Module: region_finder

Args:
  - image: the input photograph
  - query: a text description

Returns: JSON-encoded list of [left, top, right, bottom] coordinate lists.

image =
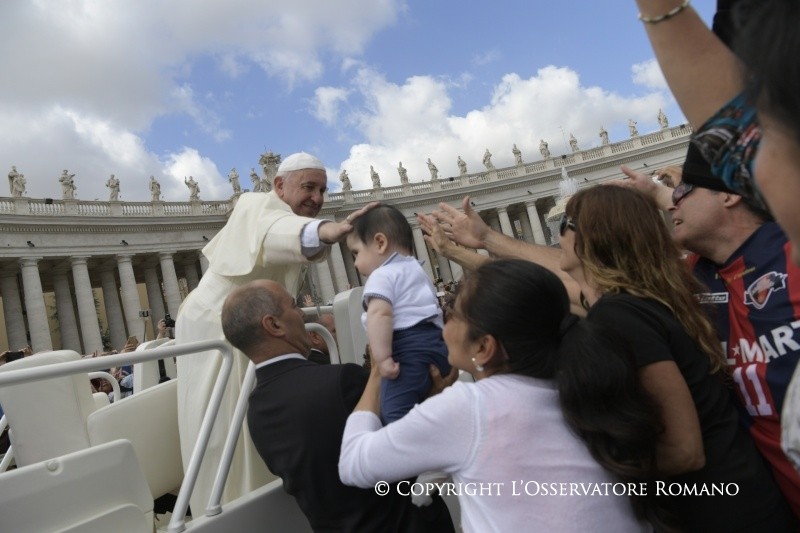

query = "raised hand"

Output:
[[432, 196, 489, 250]]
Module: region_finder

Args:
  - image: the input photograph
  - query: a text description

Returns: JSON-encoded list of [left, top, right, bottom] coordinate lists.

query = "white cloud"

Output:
[[0, 0, 402, 201], [333, 65, 670, 191], [632, 59, 668, 90], [163, 148, 227, 201], [311, 87, 350, 126], [473, 49, 501, 67]]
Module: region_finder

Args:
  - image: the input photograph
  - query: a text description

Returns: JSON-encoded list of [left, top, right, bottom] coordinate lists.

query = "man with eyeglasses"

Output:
[[621, 142, 800, 518]]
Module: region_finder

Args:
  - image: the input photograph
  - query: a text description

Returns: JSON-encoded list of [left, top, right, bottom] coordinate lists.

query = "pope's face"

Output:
[[275, 169, 327, 218]]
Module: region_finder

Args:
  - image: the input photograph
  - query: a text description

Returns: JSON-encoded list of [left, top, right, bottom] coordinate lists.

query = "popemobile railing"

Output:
[[0, 339, 233, 533]]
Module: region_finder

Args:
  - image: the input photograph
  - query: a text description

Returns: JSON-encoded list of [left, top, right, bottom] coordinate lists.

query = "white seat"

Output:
[[132, 338, 177, 393], [332, 287, 368, 366], [0, 439, 154, 533], [88, 379, 183, 499], [0, 350, 97, 467]]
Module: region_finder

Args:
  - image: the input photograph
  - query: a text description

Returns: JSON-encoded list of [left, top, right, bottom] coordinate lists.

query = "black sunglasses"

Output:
[[672, 182, 695, 206], [559, 214, 576, 236]]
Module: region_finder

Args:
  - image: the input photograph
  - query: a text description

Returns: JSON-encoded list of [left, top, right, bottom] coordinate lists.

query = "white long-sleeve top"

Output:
[[339, 374, 650, 532]]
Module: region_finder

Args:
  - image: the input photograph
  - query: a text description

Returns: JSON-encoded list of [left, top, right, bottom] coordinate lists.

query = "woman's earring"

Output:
[[471, 357, 484, 372]]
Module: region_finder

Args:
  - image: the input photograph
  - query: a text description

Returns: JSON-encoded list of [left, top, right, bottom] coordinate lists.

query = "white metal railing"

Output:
[[0, 339, 234, 533]]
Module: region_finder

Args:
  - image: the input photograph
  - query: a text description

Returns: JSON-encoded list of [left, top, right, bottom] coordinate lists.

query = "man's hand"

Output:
[[318, 201, 380, 244], [428, 364, 458, 398], [432, 196, 489, 250]]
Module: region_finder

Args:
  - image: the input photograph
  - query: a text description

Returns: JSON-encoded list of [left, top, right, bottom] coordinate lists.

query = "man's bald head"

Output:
[[221, 280, 284, 356]]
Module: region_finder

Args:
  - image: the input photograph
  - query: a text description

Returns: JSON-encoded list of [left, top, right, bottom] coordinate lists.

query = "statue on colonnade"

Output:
[[457, 156, 467, 176], [339, 169, 352, 191], [539, 139, 550, 159], [370, 166, 381, 189], [105, 174, 120, 201], [426, 158, 438, 180], [397, 161, 409, 184], [512, 144, 523, 166], [657, 109, 669, 129], [599, 126, 609, 145], [185, 176, 200, 201], [628, 119, 639, 137], [482, 149, 494, 170], [569, 133, 579, 153], [149, 176, 161, 202], [59, 169, 76, 199], [228, 168, 242, 194]]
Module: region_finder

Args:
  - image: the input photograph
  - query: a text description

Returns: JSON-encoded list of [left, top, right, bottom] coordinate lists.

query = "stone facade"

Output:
[[0, 124, 693, 351]]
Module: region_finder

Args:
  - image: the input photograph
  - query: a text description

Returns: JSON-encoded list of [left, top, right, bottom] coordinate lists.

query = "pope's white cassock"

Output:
[[175, 190, 328, 513]]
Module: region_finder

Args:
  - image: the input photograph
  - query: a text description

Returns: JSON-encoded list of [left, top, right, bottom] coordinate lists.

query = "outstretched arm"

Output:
[[318, 201, 381, 244], [435, 197, 584, 314], [416, 213, 489, 273], [634, 0, 742, 127]]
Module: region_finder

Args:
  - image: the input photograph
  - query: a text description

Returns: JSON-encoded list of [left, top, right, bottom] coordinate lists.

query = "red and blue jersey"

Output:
[[690, 222, 800, 517]]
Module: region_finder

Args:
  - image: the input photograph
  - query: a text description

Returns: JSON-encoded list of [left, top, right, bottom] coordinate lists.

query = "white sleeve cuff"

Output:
[[301, 220, 326, 258]]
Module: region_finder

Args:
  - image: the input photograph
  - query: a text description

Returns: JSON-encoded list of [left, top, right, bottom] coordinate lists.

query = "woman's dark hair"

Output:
[[735, 0, 800, 143], [350, 204, 414, 254], [458, 260, 668, 527]]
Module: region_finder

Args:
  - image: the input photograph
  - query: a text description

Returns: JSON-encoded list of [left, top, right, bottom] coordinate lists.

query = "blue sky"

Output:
[[0, 0, 715, 203]]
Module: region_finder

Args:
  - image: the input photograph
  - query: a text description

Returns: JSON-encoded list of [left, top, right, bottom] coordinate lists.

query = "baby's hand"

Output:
[[378, 358, 400, 380]]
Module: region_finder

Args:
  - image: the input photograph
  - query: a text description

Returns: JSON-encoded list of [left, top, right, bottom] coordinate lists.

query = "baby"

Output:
[[346, 204, 451, 423]]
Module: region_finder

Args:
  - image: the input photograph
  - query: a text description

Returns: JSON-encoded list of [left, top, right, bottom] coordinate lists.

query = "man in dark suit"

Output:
[[221, 279, 455, 532]]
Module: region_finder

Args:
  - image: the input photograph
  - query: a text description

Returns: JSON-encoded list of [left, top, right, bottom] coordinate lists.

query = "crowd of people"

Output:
[[3, 0, 800, 530]]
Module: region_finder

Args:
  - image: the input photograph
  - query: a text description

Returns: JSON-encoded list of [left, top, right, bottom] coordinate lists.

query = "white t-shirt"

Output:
[[361, 253, 442, 331]]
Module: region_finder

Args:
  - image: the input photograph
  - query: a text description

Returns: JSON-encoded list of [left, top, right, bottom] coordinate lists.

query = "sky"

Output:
[[0, 0, 716, 203]]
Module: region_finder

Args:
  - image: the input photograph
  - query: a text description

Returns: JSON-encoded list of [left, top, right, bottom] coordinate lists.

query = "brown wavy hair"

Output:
[[566, 186, 726, 373]]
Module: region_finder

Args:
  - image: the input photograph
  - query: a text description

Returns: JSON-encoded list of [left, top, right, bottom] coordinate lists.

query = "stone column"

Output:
[[449, 260, 464, 283], [486, 213, 502, 234], [339, 244, 361, 287], [183, 259, 200, 292], [411, 226, 435, 279], [525, 201, 547, 245], [71, 257, 104, 354], [99, 269, 127, 351], [199, 254, 210, 274], [144, 265, 167, 334], [117, 255, 144, 340], [52, 271, 82, 353], [311, 261, 336, 305], [328, 242, 350, 293], [516, 207, 535, 244], [19, 258, 52, 353], [435, 253, 454, 283], [497, 206, 514, 237], [0, 272, 28, 351], [159, 252, 182, 316]]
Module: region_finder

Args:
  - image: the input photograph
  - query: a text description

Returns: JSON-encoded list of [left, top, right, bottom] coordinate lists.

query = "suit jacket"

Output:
[[247, 358, 453, 533], [307, 348, 330, 365]]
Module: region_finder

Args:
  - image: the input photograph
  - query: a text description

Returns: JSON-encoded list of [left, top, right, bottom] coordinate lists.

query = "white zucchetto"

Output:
[[277, 152, 326, 173]]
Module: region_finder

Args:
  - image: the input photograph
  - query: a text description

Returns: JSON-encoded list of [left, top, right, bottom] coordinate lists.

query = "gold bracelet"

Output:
[[638, 0, 690, 24]]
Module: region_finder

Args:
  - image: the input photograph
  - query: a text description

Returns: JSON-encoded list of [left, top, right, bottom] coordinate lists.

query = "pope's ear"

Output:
[[273, 175, 285, 192]]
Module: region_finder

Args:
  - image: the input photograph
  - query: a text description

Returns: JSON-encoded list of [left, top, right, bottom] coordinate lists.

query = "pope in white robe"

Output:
[[175, 153, 371, 513]]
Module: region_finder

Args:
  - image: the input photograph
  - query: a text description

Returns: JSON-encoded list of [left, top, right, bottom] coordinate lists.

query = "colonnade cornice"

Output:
[[0, 221, 225, 234]]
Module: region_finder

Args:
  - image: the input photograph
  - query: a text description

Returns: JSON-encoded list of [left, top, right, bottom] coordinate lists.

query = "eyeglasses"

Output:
[[559, 214, 577, 236], [671, 182, 695, 206]]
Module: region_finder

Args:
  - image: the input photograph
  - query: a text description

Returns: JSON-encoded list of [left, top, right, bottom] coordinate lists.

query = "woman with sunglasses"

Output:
[[340, 259, 662, 531], [429, 187, 792, 530]]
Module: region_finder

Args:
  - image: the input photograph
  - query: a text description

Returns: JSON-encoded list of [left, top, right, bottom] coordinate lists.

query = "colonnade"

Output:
[[0, 252, 204, 354]]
